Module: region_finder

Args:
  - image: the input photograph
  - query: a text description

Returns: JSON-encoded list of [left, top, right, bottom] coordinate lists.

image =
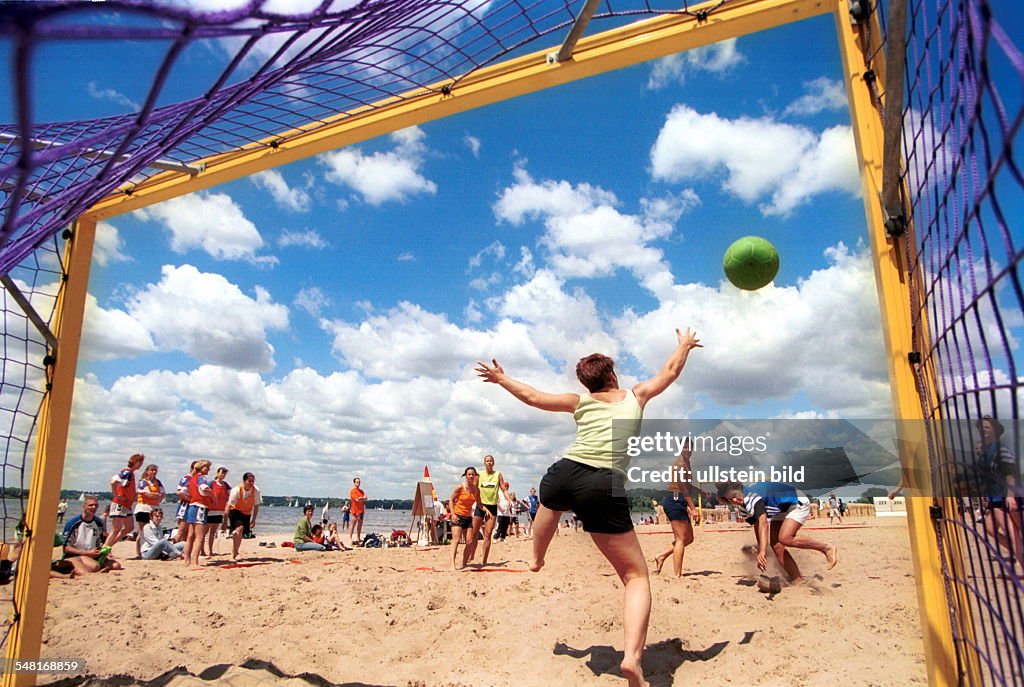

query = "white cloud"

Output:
[[320, 126, 437, 205], [464, 134, 481, 158], [468, 240, 505, 269], [294, 286, 331, 317], [469, 272, 502, 291], [252, 170, 312, 212], [94, 222, 130, 267], [647, 39, 743, 90], [278, 229, 327, 249], [613, 242, 891, 417], [397, 252, 416, 262], [784, 77, 848, 116], [125, 265, 289, 371], [320, 302, 547, 382], [494, 165, 679, 297], [650, 105, 860, 216], [135, 192, 274, 264], [86, 81, 140, 111], [81, 294, 156, 361]]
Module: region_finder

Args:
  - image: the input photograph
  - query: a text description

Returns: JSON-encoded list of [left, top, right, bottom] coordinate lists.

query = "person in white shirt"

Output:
[[140, 509, 185, 560]]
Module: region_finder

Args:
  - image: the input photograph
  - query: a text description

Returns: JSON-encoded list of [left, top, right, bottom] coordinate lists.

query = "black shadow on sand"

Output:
[[554, 638, 729, 687]]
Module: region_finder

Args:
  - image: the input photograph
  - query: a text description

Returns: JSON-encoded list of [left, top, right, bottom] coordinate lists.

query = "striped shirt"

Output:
[[735, 482, 800, 524]]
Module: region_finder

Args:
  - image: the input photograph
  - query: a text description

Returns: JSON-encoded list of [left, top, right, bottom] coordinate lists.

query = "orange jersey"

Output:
[[452, 485, 477, 518], [349, 487, 366, 514]]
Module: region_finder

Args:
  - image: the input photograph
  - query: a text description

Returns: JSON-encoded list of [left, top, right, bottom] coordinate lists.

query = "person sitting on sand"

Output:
[[63, 495, 122, 573], [717, 481, 838, 584], [139, 508, 185, 560], [324, 522, 350, 551], [295, 504, 326, 551], [475, 326, 702, 687], [449, 467, 481, 571]]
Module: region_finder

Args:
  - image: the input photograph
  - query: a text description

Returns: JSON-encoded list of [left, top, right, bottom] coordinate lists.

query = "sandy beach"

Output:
[[38, 517, 925, 687]]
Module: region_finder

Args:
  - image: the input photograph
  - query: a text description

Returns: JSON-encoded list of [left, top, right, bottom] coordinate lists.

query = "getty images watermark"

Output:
[[623, 429, 807, 486]]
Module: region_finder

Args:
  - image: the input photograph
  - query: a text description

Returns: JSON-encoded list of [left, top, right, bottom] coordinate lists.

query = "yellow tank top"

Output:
[[564, 390, 643, 476], [479, 470, 502, 506]]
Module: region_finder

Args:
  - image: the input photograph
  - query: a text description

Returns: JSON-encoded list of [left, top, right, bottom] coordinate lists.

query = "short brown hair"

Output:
[[576, 354, 616, 393]]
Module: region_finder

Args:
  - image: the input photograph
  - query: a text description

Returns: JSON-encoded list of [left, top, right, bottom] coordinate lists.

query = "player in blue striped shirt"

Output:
[[718, 481, 838, 583]]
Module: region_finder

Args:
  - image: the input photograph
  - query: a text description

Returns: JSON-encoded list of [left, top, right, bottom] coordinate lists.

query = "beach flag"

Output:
[[424, 465, 438, 499]]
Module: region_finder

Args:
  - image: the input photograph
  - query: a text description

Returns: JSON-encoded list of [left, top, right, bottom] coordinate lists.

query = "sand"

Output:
[[37, 517, 926, 687]]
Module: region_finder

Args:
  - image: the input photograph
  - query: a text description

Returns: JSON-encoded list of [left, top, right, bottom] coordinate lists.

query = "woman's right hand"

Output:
[[676, 327, 702, 350]]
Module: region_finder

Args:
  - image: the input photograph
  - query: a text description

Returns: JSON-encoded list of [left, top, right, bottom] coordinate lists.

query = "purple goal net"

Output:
[[893, 0, 1024, 683]]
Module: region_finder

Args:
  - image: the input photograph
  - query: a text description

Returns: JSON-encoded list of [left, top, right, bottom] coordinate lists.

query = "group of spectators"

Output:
[[41, 454, 266, 578]]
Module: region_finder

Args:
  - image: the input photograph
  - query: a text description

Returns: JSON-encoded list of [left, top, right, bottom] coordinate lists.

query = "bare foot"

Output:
[[620, 657, 645, 687], [826, 545, 839, 570], [652, 555, 668, 575], [528, 558, 544, 572]]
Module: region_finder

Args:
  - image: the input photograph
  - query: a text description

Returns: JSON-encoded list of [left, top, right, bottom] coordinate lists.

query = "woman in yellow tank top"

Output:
[[476, 326, 701, 687], [469, 454, 511, 567], [449, 467, 481, 571]]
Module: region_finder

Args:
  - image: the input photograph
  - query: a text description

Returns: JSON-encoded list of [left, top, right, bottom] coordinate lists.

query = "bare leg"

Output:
[[530, 506, 562, 572], [1008, 510, 1024, 567], [652, 545, 672, 575], [774, 519, 837, 577], [205, 525, 216, 556], [187, 523, 207, 567], [231, 527, 242, 560], [987, 509, 1023, 567], [589, 530, 650, 687], [173, 519, 189, 544], [450, 525, 464, 571], [669, 520, 694, 578], [134, 519, 145, 558], [769, 522, 804, 582], [480, 513, 497, 565], [103, 518, 130, 548]]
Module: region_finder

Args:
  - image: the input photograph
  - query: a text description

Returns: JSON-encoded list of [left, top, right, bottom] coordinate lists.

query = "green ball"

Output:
[[723, 236, 780, 290]]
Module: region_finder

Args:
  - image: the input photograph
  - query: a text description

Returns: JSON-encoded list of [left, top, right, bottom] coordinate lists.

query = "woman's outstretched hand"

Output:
[[676, 327, 702, 350], [475, 358, 506, 384]]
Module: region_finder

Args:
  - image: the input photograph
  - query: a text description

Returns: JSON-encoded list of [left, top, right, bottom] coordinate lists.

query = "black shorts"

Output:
[[662, 494, 692, 522], [539, 458, 633, 534], [206, 514, 223, 525], [987, 498, 1024, 511], [453, 515, 473, 529], [528, 512, 537, 521], [134, 511, 151, 524], [228, 510, 251, 534], [474, 503, 498, 518]]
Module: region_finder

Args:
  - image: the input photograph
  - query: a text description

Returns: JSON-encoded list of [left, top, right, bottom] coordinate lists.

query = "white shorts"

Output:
[[773, 504, 811, 525], [109, 502, 133, 518]]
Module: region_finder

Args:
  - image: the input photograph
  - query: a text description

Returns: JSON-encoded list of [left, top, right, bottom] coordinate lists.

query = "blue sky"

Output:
[[8, 4, 992, 499]]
